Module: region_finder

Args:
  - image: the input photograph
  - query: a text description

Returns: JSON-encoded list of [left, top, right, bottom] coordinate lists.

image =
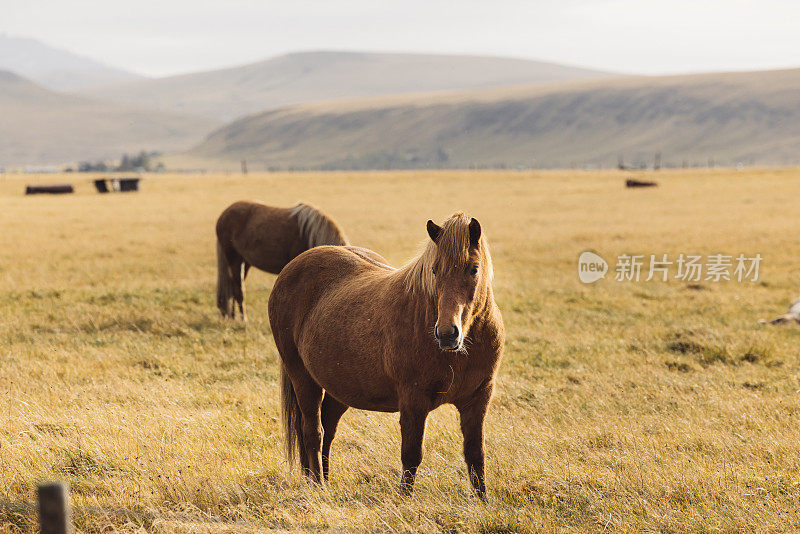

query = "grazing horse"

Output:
[[268, 212, 504, 499], [216, 201, 349, 320]]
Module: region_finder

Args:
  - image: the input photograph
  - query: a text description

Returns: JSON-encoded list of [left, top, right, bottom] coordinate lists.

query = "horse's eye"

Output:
[[432, 267, 437, 276], [470, 265, 479, 276]]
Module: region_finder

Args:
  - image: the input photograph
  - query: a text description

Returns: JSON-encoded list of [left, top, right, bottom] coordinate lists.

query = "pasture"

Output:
[[2, 169, 800, 532]]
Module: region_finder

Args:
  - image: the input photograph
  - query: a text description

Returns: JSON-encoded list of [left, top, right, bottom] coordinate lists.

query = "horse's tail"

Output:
[[281, 366, 305, 466], [216, 240, 233, 317]]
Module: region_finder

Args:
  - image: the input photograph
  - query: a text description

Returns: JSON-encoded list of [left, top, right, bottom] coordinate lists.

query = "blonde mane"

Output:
[[290, 203, 349, 248], [402, 212, 494, 296]]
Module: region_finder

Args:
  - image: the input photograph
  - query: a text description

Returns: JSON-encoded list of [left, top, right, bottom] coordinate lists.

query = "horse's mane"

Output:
[[290, 203, 349, 248], [402, 212, 493, 296]]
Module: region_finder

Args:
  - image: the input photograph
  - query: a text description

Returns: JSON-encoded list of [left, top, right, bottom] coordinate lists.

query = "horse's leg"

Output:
[[225, 253, 245, 321], [320, 392, 348, 482], [236, 261, 248, 321], [398, 399, 429, 495], [290, 370, 325, 484], [216, 241, 235, 318], [456, 381, 494, 502]]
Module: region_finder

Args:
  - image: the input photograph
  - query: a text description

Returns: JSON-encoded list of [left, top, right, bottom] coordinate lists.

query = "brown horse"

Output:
[[216, 201, 349, 320], [268, 212, 504, 499]]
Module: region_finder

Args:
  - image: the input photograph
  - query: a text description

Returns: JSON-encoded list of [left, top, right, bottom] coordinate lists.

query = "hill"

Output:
[[177, 68, 800, 170], [79, 51, 613, 121], [0, 71, 219, 166], [0, 35, 144, 91]]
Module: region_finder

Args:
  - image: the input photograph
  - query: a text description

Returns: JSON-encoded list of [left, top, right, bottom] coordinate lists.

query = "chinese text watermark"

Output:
[[579, 252, 762, 284]]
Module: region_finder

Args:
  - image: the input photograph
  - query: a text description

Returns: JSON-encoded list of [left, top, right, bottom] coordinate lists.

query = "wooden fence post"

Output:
[[38, 482, 72, 534]]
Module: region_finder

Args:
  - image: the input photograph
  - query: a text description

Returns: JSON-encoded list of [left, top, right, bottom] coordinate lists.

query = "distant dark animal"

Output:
[[626, 179, 658, 188], [215, 201, 349, 320], [268, 212, 505, 500], [93, 179, 110, 193], [760, 298, 800, 324], [94, 178, 139, 193], [114, 178, 140, 192], [25, 184, 73, 195]]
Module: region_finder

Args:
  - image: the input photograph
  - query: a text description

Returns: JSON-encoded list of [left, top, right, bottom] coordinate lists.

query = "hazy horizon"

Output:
[[3, 0, 800, 78]]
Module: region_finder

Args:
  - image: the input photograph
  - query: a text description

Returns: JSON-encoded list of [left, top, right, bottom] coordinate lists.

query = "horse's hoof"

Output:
[[398, 484, 414, 497]]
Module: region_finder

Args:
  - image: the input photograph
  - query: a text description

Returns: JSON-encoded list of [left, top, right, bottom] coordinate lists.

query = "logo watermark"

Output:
[[578, 251, 609, 283], [578, 252, 762, 284]]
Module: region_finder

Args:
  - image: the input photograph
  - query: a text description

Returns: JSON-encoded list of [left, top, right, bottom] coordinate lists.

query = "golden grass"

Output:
[[2, 168, 800, 532]]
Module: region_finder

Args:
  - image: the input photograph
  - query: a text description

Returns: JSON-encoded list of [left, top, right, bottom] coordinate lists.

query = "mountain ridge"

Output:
[[0, 71, 218, 166], [0, 35, 144, 91], [176, 67, 800, 170], [79, 51, 615, 120]]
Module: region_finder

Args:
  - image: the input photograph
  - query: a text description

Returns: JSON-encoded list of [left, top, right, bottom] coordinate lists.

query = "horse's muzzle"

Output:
[[438, 339, 462, 351], [435, 324, 461, 351]]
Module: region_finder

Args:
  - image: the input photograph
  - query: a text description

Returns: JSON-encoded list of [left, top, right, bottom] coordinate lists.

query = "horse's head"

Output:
[[425, 213, 492, 352]]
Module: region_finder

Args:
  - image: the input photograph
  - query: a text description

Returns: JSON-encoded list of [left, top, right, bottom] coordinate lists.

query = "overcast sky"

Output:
[[3, 0, 799, 77]]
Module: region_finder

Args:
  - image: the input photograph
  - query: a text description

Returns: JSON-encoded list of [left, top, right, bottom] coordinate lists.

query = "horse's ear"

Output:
[[427, 220, 441, 243], [469, 218, 481, 248]]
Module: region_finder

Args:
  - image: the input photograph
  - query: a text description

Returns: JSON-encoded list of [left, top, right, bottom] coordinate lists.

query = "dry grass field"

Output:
[[2, 168, 800, 533]]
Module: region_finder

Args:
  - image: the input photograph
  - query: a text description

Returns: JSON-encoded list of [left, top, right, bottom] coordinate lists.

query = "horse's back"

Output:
[[341, 246, 393, 270], [217, 200, 287, 236], [217, 201, 303, 273], [216, 201, 253, 237], [217, 201, 270, 243], [270, 245, 392, 316]]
